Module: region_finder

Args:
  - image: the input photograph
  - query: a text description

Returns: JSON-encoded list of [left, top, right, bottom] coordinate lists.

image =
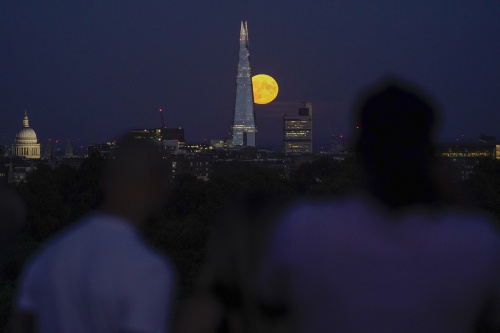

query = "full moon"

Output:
[[252, 74, 279, 104]]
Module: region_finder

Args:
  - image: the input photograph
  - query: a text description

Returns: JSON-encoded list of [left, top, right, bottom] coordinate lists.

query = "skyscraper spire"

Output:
[[232, 21, 257, 147], [239, 21, 249, 48], [244, 21, 249, 47], [240, 21, 245, 40]]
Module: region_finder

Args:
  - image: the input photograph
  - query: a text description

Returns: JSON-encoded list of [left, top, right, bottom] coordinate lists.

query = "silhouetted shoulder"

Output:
[[269, 195, 500, 266]]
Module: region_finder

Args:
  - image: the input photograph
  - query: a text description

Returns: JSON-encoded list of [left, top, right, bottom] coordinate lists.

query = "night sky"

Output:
[[1, 1, 499, 151]]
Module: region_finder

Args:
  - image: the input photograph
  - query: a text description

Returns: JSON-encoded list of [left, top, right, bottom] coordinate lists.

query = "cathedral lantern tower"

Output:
[[232, 21, 257, 147]]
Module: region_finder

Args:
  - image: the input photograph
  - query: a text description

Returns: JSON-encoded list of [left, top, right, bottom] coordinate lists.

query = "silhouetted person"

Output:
[[0, 185, 26, 278], [258, 79, 500, 333], [12, 138, 175, 333]]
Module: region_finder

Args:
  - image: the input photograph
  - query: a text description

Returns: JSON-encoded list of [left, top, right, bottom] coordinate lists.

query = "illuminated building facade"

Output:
[[232, 21, 256, 147], [128, 128, 162, 142], [12, 111, 41, 159], [128, 128, 185, 144], [436, 135, 500, 181], [437, 143, 500, 160], [283, 102, 313, 155]]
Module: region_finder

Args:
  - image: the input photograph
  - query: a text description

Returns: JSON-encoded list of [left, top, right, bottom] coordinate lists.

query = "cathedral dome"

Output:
[[16, 127, 37, 141], [12, 111, 41, 159]]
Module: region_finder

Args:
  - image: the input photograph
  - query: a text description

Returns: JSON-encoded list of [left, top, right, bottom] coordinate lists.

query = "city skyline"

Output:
[[1, 1, 500, 150]]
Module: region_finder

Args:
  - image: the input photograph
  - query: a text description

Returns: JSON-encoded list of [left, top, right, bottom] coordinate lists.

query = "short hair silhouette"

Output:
[[103, 137, 166, 185], [353, 78, 441, 208]]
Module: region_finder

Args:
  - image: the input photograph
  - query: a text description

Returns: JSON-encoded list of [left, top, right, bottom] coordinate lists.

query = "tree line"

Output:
[[1, 154, 499, 332]]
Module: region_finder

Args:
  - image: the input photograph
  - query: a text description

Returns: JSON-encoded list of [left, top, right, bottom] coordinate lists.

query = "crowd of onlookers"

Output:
[[3, 78, 500, 333]]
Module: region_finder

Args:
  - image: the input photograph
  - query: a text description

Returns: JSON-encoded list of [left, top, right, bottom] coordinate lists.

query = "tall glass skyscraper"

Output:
[[232, 21, 256, 147]]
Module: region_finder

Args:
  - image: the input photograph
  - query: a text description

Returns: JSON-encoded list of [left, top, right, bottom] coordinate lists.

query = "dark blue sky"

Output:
[[1, 1, 499, 151]]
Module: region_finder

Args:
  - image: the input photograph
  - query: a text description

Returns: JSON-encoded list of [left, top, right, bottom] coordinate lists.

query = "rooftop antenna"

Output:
[[158, 108, 166, 154]]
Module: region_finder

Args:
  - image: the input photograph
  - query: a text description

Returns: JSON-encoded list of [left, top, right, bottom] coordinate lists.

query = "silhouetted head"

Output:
[[353, 78, 441, 207], [102, 137, 168, 226]]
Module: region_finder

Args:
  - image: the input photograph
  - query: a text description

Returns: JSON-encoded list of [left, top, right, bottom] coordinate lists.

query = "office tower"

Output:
[[283, 102, 313, 155], [65, 139, 73, 158], [163, 128, 185, 142], [44, 140, 52, 159], [128, 128, 163, 142], [128, 127, 185, 151], [232, 21, 257, 147]]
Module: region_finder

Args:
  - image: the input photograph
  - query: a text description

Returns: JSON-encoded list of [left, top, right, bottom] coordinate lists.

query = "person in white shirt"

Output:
[[12, 138, 175, 333]]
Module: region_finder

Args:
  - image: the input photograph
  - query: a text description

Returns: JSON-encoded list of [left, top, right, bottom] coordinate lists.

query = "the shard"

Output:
[[232, 21, 256, 147]]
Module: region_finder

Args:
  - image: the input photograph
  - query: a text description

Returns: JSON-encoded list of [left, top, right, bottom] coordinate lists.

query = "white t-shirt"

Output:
[[258, 196, 500, 333], [16, 213, 174, 333]]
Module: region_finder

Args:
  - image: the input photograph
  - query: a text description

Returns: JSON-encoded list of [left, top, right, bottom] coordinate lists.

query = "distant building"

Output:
[[8, 163, 35, 185], [436, 136, 500, 181], [283, 102, 313, 155], [479, 133, 496, 143], [232, 21, 257, 147], [162, 140, 179, 153], [60, 156, 86, 169], [165, 155, 214, 181], [211, 139, 233, 150], [0, 146, 6, 184], [65, 139, 73, 158], [128, 127, 185, 148], [437, 142, 499, 160], [44, 140, 52, 159], [164, 128, 185, 142], [12, 111, 41, 159], [87, 142, 115, 158], [328, 135, 345, 154], [182, 143, 213, 154], [128, 128, 162, 142]]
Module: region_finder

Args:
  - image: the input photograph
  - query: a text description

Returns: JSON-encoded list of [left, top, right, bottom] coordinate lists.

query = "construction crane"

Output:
[[159, 108, 166, 130], [158, 108, 166, 153]]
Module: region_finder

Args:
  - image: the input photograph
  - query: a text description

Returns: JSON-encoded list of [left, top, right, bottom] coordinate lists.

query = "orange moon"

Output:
[[252, 74, 278, 104]]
